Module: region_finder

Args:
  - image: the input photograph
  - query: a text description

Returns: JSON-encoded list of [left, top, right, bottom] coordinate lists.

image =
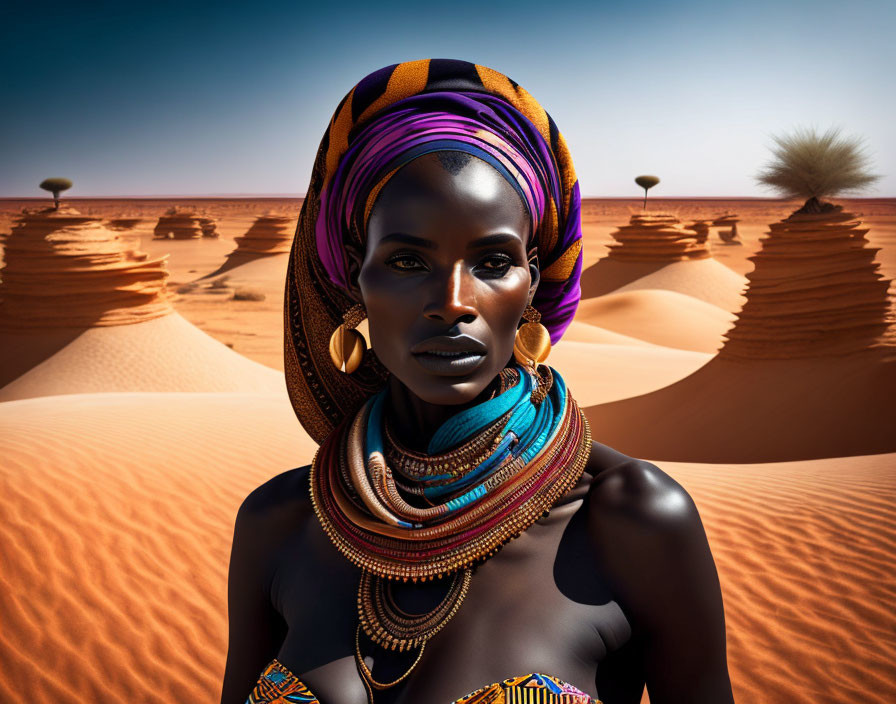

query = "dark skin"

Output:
[[221, 154, 735, 704]]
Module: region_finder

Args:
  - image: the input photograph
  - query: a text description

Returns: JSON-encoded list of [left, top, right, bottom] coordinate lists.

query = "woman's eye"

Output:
[[478, 254, 513, 275], [386, 254, 426, 271]]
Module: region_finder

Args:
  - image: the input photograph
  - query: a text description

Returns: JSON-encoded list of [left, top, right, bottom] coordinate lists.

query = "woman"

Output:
[[222, 59, 734, 704]]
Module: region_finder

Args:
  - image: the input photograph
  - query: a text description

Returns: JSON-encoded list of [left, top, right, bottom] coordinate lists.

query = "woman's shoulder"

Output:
[[584, 440, 697, 528], [583, 441, 712, 611], [235, 465, 314, 537]]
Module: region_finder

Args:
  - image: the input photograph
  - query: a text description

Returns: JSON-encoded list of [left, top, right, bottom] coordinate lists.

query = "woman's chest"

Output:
[[270, 500, 632, 703]]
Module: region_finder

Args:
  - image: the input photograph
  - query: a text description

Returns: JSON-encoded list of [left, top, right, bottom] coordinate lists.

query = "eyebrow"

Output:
[[377, 232, 521, 250]]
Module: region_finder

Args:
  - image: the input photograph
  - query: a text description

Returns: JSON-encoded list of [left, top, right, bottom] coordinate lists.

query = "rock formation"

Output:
[[197, 213, 296, 282], [153, 207, 204, 239], [106, 218, 143, 232], [198, 217, 218, 238], [579, 212, 748, 313], [0, 207, 283, 399], [685, 219, 711, 245], [582, 204, 896, 462], [0, 206, 171, 329], [605, 212, 712, 262], [720, 205, 893, 360], [232, 214, 294, 255], [713, 213, 741, 244]]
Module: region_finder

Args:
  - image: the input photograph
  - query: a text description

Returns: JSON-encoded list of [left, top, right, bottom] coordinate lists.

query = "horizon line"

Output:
[[3, 194, 894, 201]]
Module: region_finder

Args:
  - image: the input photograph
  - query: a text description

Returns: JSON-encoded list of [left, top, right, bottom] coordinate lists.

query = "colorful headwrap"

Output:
[[286, 59, 584, 444]]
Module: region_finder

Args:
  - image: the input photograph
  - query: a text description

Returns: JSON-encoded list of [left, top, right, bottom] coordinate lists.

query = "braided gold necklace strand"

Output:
[[355, 567, 472, 691], [310, 365, 591, 691], [355, 624, 426, 691], [359, 567, 473, 650], [312, 391, 591, 581]]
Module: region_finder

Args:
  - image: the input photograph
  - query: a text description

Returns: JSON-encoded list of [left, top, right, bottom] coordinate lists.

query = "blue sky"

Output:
[[1, 0, 893, 197]]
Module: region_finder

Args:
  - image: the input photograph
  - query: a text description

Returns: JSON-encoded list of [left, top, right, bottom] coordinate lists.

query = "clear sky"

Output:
[[2, 0, 893, 197]]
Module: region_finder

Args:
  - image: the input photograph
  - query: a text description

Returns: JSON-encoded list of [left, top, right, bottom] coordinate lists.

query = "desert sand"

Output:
[[1, 206, 172, 327], [1, 394, 892, 704], [579, 210, 749, 314], [574, 289, 736, 353], [584, 203, 896, 462], [200, 212, 295, 281], [0, 314, 284, 401], [1, 196, 894, 704], [0, 392, 316, 703], [0, 206, 283, 399]]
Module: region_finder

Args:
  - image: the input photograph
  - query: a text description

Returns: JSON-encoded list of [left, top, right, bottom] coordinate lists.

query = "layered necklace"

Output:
[[309, 363, 591, 694]]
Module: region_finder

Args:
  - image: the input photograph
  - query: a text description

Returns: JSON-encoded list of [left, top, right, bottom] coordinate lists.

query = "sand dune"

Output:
[[560, 320, 658, 347], [584, 205, 896, 463], [1, 393, 892, 704], [0, 313, 284, 401], [580, 257, 748, 314], [0, 206, 171, 328], [550, 339, 711, 405], [139, 235, 235, 284], [0, 208, 283, 398], [0, 391, 316, 704], [105, 217, 144, 232], [604, 212, 712, 262], [578, 212, 748, 313], [660, 452, 896, 704], [585, 352, 896, 462], [574, 289, 737, 353], [711, 213, 742, 245], [582, 258, 747, 313], [200, 214, 295, 281], [721, 206, 895, 359], [197, 251, 290, 294], [231, 214, 295, 255], [171, 252, 290, 373]]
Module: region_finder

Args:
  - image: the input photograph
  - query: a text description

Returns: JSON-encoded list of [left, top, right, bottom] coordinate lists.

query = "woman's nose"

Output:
[[423, 260, 477, 325]]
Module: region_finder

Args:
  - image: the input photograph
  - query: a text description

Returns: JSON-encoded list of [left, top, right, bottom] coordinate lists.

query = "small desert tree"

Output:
[[39, 178, 73, 210], [755, 127, 880, 214], [635, 175, 660, 210]]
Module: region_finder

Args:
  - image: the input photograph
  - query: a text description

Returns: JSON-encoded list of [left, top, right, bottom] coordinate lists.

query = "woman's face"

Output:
[[357, 152, 537, 406]]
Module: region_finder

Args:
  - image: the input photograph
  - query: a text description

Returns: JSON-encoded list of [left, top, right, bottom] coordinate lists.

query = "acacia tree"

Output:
[[635, 175, 660, 210], [756, 127, 880, 214], [39, 178, 73, 210]]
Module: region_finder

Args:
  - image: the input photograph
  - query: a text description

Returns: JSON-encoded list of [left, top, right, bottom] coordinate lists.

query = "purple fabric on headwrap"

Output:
[[314, 90, 580, 344]]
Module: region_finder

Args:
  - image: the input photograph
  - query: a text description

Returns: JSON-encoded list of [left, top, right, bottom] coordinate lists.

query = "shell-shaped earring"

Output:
[[329, 303, 367, 374], [513, 304, 551, 369]]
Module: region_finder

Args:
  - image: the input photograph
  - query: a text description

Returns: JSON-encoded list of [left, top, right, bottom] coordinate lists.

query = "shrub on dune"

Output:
[[755, 127, 880, 214]]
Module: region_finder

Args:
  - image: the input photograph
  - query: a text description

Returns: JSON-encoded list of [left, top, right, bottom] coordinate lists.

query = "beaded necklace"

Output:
[[309, 363, 591, 693]]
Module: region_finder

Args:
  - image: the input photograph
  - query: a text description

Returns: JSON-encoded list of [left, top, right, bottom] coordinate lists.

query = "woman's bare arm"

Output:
[[588, 460, 734, 704], [219, 478, 292, 704]]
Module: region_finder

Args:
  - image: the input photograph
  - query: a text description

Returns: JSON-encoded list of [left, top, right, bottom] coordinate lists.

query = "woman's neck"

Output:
[[384, 374, 502, 453]]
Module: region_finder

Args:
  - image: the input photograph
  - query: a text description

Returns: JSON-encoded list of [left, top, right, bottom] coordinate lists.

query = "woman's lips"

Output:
[[412, 349, 486, 375]]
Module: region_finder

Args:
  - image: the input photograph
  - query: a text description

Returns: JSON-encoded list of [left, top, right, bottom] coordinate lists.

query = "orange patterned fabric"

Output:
[[245, 659, 600, 703], [245, 659, 319, 703]]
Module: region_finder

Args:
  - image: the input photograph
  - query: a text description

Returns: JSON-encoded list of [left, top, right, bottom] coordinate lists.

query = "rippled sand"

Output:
[[1, 197, 894, 703]]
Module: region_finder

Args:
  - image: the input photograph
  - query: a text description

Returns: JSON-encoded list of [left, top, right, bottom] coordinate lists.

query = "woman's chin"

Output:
[[390, 365, 496, 407]]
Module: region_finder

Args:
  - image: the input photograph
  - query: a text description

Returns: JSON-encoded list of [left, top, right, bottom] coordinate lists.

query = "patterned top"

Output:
[[246, 659, 600, 704]]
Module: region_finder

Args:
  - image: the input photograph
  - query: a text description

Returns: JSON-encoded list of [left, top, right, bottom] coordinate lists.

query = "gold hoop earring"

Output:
[[513, 304, 551, 369], [329, 303, 367, 373]]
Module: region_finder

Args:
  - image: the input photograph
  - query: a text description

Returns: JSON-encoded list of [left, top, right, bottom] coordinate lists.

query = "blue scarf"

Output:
[[364, 364, 567, 508]]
